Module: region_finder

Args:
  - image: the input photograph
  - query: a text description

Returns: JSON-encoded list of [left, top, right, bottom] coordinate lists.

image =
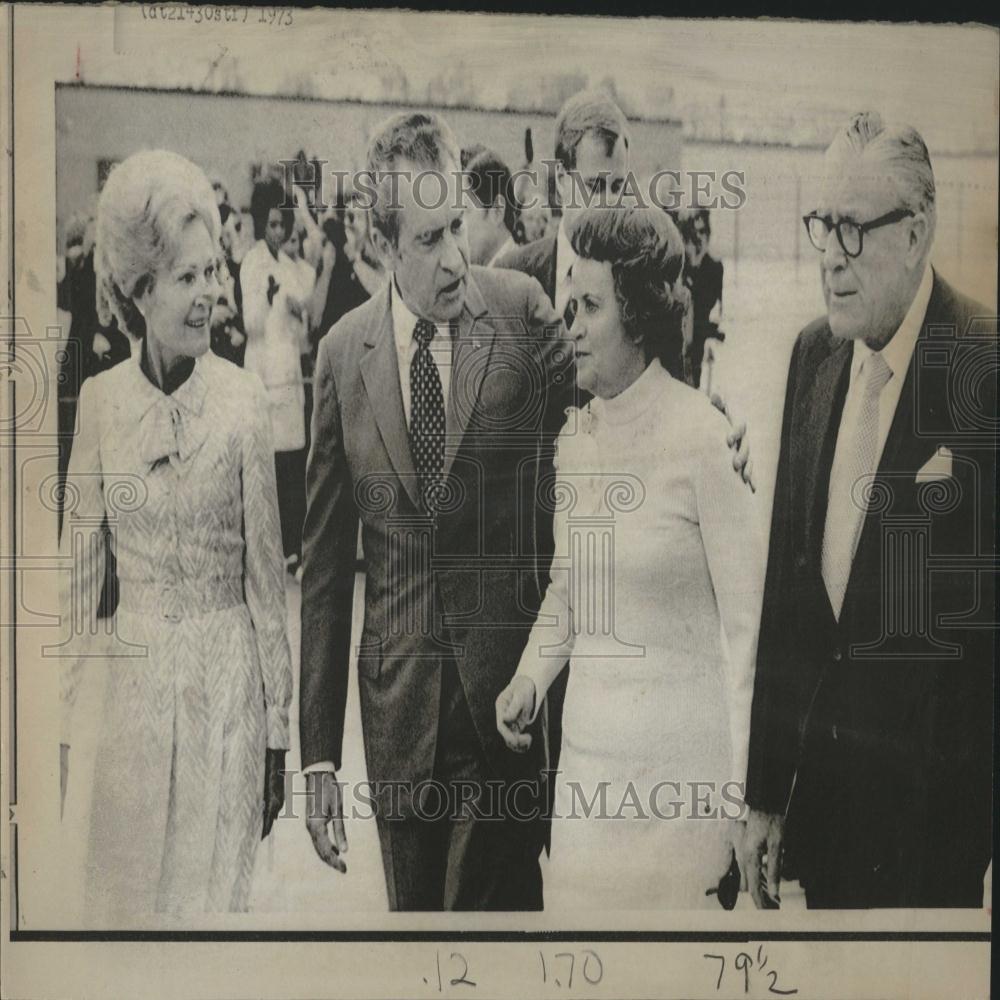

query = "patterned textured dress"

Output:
[[60, 349, 292, 922]]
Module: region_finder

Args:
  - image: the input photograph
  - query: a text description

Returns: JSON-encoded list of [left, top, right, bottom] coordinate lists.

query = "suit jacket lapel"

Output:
[[798, 330, 853, 565], [844, 275, 948, 605], [444, 275, 496, 477], [359, 290, 422, 510], [870, 271, 948, 481]]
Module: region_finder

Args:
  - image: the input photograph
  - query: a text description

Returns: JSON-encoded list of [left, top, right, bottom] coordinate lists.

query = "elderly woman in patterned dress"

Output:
[[59, 150, 293, 922]]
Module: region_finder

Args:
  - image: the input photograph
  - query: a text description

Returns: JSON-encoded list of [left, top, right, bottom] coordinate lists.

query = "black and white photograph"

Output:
[[2, 5, 996, 998]]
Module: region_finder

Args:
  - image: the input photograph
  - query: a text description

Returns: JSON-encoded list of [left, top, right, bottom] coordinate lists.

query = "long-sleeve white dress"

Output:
[[516, 360, 763, 910], [59, 350, 292, 923]]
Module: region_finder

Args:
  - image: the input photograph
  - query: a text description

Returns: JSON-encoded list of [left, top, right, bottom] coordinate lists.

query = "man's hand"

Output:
[[495, 675, 536, 752], [60, 743, 69, 818], [711, 393, 755, 492], [262, 748, 287, 839], [738, 808, 784, 907], [304, 770, 348, 873]]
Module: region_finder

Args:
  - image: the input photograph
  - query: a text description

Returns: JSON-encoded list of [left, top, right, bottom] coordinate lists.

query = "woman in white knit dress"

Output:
[[497, 206, 763, 911], [59, 150, 292, 923]]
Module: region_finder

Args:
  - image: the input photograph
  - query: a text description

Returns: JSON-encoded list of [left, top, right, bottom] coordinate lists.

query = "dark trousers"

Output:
[[274, 449, 306, 561], [375, 663, 543, 911], [791, 727, 987, 909]]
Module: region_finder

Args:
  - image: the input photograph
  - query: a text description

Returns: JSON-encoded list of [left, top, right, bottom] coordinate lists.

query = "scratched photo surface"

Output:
[[2, 5, 996, 998]]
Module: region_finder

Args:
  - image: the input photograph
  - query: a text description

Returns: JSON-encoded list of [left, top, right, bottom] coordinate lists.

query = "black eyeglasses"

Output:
[[803, 208, 914, 258]]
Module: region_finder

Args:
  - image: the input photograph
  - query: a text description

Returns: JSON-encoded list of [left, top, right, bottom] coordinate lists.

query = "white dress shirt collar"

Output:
[[389, 277, 453, 427], [556, 219, 576, 270], [390, 277, 422, 355], [850, 264, 933, 385], [555, 219, 578, 314], [488, 235, 518, 268], [839, 263, 933, 465]]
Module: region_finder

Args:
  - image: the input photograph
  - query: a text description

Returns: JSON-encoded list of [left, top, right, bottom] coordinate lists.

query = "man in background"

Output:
[[496, 89, 630, 317], [463, 146, 519, 266]]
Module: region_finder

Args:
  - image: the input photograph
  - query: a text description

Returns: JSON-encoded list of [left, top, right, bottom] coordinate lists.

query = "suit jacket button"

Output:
[[832, 648, 843, 663], [795, 554, 807, 569]]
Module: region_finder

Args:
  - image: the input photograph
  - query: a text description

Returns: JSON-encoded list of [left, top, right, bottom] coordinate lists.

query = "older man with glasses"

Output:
[[739, 111, 995, 909]]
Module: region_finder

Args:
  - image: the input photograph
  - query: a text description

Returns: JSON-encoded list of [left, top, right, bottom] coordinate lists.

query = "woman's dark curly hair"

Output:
[[568, 206, 690, 378], [249, 177, 294, 243]]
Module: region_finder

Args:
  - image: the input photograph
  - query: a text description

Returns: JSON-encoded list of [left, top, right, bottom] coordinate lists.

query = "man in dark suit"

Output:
[[300, 111, 569, 910], [463, 146, 519, 266], [741, 112, 995, 909], [495, 89, 630, 316], [677, 208, 726, 391]]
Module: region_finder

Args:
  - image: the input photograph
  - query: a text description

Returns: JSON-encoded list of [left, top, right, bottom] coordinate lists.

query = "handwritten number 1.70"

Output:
[[539, 950, 604, 988]]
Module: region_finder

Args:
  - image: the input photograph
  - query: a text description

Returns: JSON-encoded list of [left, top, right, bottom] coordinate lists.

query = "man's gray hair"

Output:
[[830, 111, 937, 230], [365, 111, 461, 245]]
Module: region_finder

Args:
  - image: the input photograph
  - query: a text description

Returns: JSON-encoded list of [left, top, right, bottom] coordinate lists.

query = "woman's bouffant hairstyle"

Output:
[[95, 149, 221, 340], [568, 206, 689, 377], [250, 177, 294, 243]]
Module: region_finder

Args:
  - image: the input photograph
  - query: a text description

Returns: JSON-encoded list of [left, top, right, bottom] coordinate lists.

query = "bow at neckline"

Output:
[[131, 351, 210, 470]]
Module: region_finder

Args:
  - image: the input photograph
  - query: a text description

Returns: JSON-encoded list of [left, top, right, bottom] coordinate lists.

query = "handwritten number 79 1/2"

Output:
[[704, 950, 798, 995]]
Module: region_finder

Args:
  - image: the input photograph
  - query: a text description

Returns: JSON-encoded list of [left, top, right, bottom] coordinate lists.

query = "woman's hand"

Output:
[[495, 676, 536, 752], [262, 748, 287, 839]]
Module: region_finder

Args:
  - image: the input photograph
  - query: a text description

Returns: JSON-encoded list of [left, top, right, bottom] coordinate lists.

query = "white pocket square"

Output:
[[915, 446, 953, 482]]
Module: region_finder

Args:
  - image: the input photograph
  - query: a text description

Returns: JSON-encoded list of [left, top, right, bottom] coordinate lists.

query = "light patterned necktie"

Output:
[[821, 350, 893, 619], [409, 318, 446, 513]]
